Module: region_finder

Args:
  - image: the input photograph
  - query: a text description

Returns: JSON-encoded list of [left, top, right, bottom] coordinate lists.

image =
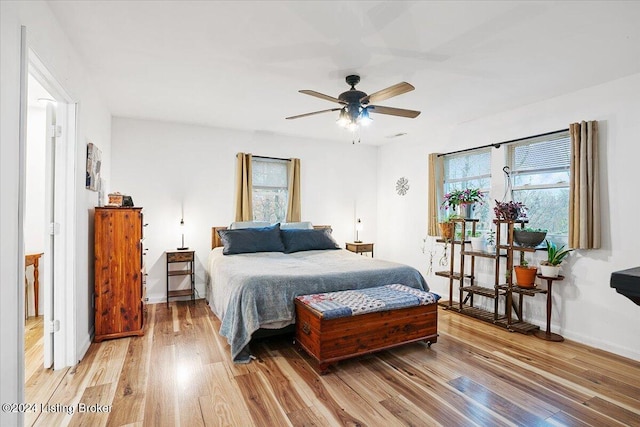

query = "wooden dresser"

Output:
[[94, 207, 145, 342]]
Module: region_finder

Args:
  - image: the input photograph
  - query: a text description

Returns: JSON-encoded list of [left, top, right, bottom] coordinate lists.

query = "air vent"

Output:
[[386, 132, 407, 139]]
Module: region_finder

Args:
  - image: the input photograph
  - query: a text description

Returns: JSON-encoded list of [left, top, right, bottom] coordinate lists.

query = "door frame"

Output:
[[22, 46, 78, 370]]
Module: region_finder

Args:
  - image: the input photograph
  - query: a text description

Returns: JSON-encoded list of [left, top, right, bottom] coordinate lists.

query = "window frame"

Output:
[[442, 148, 492, 230], [251, 157, 290, 223], [506, 129, 571, 239]]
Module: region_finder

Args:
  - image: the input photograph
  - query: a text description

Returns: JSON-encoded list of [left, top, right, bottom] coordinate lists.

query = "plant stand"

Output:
[[534, 274, 565, 342]]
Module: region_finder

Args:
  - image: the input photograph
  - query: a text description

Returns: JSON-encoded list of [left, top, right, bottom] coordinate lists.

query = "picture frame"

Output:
[[86, 142, 102, 191]]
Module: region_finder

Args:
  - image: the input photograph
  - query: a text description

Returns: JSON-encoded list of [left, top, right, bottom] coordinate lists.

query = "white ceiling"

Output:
[[47, 1, 640, 145]]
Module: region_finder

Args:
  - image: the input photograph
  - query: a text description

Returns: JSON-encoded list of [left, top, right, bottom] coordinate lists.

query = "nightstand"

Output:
[[345, 242, 374, 258], [166, 250, 195, 306]]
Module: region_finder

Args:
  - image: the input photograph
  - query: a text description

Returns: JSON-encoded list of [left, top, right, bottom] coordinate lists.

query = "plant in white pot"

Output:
[[469, 231, 485, 252], [540, 239, 572, 278]]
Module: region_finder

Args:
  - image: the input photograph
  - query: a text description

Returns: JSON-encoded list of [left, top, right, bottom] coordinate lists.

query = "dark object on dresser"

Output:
[[610, 267, 640, 305]]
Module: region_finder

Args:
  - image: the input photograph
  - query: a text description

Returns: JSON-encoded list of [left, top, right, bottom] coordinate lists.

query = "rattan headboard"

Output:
[[211, 225, 332, 249]]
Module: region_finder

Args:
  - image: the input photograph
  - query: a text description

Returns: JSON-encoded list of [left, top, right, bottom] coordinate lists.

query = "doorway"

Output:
[[24, 73, 52, 377], [21, 48, 78, 376]]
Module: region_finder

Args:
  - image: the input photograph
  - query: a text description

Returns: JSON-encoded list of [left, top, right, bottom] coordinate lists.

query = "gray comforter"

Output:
[[207, 248, 429, 363]]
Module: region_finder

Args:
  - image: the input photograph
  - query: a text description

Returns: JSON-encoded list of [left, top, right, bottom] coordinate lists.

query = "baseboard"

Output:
[[77, 328, 93, 364], [448, 297, 640, 361], [560, 329, 640, 361]]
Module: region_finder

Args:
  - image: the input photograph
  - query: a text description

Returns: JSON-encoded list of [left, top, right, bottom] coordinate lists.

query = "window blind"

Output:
[[510, 131, 571, 172]]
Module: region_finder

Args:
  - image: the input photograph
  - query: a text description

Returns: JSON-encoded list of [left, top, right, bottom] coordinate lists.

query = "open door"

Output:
[[42, 100, 57, 369]]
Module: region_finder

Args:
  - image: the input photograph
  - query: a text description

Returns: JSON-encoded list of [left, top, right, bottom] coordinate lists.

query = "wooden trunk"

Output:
[[94, 207, 145, 342], [294, 299, 438, 374]]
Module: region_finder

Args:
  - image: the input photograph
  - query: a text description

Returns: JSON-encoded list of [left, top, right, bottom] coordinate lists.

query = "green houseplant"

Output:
[[485, 230, 496, 253], [540, 239, 572, 277]]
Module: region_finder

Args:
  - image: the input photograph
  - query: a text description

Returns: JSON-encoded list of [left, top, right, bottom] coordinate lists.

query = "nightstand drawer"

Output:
[[167, 251, 194, 262], [345, 242, 374, 257], [353, 243, 373, 253]]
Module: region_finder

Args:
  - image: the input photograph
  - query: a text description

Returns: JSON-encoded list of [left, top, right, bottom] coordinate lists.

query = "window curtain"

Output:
[[569, 121, 600, 249], [427, 153, 444, 236], [234, 152, 253, 221], [286, 158, 301, 222]]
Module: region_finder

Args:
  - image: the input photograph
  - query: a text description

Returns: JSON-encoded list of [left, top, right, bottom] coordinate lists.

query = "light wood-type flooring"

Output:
[[25, 300, 640, 426]]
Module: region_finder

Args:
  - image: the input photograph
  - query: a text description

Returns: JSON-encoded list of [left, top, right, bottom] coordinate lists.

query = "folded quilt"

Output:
[[296, 284, 440, 320]]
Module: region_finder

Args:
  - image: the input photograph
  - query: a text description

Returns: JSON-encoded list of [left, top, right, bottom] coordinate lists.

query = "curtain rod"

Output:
[[252, 155, 291, 161], [437, 128, 569, 157]]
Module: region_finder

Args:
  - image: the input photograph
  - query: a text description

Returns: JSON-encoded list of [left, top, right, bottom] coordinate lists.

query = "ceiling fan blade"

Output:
[[286, 108, 342, 120], [299, 90, 346, 104], [360, 82, 415, 104], [368, 105, 421, 118]]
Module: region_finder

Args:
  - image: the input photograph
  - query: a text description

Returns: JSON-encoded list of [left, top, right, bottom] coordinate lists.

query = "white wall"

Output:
[[1, 2, 112, 421], [378, 73, 640, 360], [111, 118, 378, 303]]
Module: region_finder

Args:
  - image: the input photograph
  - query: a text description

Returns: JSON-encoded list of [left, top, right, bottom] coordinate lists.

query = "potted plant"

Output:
[[540, 239, 572, 277], [486, 230, 496, 253], [469, 231, 485, 251], [442, 188, 485, 218], [514, 254, 538, 288], [438, 214, 458, 241], [494, 200, 527, 221], [514, 227, 547, 248]]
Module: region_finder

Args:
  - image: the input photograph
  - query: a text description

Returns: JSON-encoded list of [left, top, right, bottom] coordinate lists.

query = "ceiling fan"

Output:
[[286, 75, 420, 131]]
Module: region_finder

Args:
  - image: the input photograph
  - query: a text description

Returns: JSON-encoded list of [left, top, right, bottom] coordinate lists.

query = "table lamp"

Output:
[[355, 218, 363, 243], [177, 218, 188, 250]]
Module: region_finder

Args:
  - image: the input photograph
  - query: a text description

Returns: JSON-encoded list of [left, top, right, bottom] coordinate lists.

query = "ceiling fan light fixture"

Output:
[[336, 108, 350, 127], [360, 107, 372, 126], [290, 75, 419, 138]]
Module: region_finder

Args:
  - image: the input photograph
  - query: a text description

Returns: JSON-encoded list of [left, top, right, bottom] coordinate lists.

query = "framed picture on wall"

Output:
[[86, 142, 102, 191]]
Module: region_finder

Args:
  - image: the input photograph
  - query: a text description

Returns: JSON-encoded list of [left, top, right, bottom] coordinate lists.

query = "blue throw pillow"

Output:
[[280, 228, 340, 253], [217, 223, 285, 255]]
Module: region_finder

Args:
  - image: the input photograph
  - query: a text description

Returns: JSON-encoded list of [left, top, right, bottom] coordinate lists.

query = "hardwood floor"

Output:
[[25, 300, 640, 426]]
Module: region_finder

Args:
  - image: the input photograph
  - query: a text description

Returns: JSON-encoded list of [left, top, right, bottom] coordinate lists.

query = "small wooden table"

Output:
[[25, 252, 44, 317], [534, 274, 565, 342], [166, 250, 195, 306]]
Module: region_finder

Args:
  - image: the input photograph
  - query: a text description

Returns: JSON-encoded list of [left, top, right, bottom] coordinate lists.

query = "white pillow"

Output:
[[229, 221, 271, 230], [280, 221, 314, 230]]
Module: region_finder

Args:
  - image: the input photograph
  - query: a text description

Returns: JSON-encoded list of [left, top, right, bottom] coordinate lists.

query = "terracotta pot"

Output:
[[439, 222, 454, 240], [514, 265, 538, 288]]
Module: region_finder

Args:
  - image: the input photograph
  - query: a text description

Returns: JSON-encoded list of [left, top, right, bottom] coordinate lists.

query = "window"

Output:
[[443, 149, 492, 231], [508, 130, 571, 240], [252, 157, 289, 222]]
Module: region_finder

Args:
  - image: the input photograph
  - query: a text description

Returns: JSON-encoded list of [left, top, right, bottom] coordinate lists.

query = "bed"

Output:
[[206, 225, 430, 363]]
